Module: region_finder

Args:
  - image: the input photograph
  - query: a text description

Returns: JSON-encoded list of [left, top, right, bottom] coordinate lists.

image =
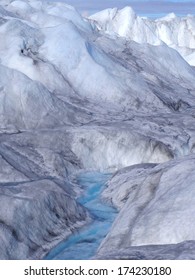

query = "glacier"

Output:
[[0, 0, 195, 259]]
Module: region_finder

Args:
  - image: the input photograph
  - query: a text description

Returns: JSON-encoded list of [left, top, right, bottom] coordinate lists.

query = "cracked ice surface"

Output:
[[0, 0, 195, 259]]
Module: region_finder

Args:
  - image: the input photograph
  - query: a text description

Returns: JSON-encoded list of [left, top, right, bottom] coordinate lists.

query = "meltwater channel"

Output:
[[44, 172, 117, 260]]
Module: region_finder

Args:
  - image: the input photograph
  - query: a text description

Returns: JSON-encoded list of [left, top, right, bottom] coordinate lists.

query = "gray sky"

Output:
[[52, 1, 195, 17]]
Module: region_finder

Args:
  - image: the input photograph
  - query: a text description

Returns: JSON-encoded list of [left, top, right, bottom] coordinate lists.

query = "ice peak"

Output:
[[118, 6, 136, 18], [158, 12, 177, 21]]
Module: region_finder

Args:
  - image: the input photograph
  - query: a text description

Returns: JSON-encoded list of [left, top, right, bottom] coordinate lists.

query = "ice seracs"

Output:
[[90, 6, 162, 45], [90, 7, 195, 66]]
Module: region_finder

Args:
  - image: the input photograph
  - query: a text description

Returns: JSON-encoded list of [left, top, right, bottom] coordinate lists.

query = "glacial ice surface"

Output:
[[97, 156, 195, 256], [0, 0, 195, 259]]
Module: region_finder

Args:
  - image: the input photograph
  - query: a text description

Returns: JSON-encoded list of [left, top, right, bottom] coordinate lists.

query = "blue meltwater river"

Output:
[[44, 172, 117, 260]]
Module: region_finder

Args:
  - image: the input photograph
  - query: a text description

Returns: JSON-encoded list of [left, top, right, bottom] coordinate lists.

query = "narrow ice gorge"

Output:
[[0, 0, 195, 259]]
